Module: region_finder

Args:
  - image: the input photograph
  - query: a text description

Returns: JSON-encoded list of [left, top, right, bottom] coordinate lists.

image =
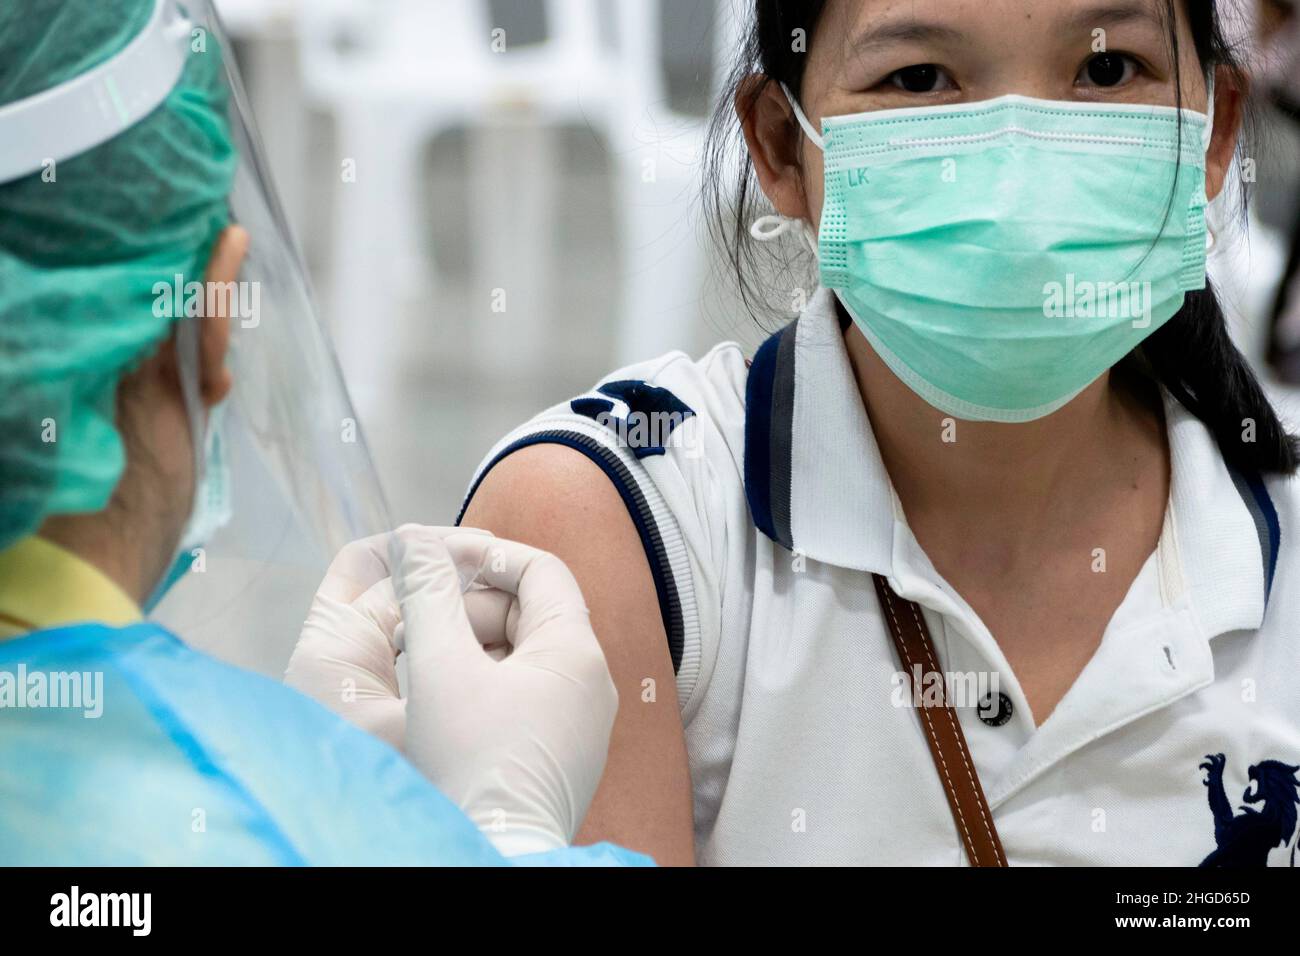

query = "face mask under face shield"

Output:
[[0, 0, 392, 667]]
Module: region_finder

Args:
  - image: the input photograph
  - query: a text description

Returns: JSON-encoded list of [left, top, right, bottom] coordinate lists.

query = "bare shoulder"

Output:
[[460, 442, 697, 865], [462, 443, 638, 555]]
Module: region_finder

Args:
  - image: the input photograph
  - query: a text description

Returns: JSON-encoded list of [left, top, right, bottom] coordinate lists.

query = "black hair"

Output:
[[702, 0, 1299, 475]]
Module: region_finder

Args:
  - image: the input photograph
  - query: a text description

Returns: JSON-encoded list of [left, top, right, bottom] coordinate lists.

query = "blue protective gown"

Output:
[[0, 622, 651, 866]]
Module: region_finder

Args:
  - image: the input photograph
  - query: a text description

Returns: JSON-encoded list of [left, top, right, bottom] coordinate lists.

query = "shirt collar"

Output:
[[0, 536, 142, 639], [744, 287, 1277, 639], [1163, 391, 1277, 637], [745, 288, 895, 573]]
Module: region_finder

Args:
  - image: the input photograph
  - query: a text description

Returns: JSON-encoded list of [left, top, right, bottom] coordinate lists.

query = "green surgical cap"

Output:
[[0, 0, 238, 550]]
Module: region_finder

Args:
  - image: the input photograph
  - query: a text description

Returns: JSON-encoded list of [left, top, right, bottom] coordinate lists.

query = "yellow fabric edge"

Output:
[[0, 536, 142, 639]]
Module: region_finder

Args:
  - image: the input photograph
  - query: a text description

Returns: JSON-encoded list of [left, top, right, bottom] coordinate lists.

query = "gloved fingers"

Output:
[[394, 529, 510, 661], [286, 621, 397, 702], [317, 532, 396, 603], [395, 585, 514, 655], [320, 527, 494, 604], [287, 591, 401, 698], [390, 524, 492, 669], [465, 537, 595, 657], [462, 585, 518, 654], [351, 577, 403, 657]]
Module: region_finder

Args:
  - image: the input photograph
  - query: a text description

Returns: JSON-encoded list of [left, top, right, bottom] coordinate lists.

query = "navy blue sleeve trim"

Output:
[[456, 431, 686, 673]]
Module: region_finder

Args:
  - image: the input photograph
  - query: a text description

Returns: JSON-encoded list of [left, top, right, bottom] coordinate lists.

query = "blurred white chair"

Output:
[[214, 0, 299, 34], [297, 0, 625, 403], [213, 0, 312, 260], [297, 0, 741, 407], [610, 0, 744, 364]]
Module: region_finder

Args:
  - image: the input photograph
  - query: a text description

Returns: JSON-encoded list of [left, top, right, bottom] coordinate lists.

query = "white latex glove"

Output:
[[284, 527, 509, 750], [391, 524, 619, 857], [284, 532, 407, 749], [285, 525, 618, 856]]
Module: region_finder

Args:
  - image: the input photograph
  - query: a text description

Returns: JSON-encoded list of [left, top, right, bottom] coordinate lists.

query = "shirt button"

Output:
[[978, 692, 1013, 727]]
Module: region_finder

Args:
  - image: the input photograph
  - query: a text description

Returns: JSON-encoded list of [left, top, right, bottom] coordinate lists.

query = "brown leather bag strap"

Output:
[[872, 573, 1008, 867]]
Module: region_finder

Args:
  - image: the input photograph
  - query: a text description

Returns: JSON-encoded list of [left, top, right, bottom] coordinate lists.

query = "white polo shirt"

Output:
[[462, 287, 1300, 866]]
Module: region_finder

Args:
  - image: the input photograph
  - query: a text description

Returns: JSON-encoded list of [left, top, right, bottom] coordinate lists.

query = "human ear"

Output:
[[737, 75, 815, 221], [1204, 66, 1244, 202], [197, 225, 248, 407]]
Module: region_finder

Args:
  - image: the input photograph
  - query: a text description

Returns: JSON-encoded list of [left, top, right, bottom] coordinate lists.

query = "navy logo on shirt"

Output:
[[570, 380, 695, 460], [1198, 753, 1300, 867]]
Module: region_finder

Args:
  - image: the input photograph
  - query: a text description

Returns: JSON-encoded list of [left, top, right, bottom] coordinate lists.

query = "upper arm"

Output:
[[460, 443, 697, 866]]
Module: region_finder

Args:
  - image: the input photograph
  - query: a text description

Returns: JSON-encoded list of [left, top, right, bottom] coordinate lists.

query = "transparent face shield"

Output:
[[165, 0, 392, 661], [0, 0, 392, 668]]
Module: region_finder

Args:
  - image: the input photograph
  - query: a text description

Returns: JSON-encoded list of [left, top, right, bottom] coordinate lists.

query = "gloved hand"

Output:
[[285, 525, 618, 856], [391, 525, 618, 856], [286, 527, 516, 749], [284, 531, 408, 750]]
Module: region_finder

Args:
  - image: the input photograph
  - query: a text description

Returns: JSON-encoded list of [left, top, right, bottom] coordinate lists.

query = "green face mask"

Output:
[[764, 85, 1214, 422]]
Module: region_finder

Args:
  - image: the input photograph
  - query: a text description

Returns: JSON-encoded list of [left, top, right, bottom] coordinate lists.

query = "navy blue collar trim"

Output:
[[744, 320, 1282, 609], [745, 320, 799, 550], [1226, 465, 1281, 605]]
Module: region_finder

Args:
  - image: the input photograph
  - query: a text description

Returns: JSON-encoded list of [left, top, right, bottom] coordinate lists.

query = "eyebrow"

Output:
[[843, 2, 1167, 58], [844, 18, 967, 57], [1065, 0, 1168, 32]]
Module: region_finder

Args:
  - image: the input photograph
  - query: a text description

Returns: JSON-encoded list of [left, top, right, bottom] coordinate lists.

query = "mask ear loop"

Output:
[[748, 82, 825, 259], [1202, 72, 1218, 252], [175, 317, 210, 493], [1202, 72, 1217, 153], [779, 81, 826, 151], [750, 214, 820, 260]]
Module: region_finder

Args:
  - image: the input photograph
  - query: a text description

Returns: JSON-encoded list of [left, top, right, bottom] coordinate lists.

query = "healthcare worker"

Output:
[[459, 0, 1300, 865], [0, 0, 647, 867]]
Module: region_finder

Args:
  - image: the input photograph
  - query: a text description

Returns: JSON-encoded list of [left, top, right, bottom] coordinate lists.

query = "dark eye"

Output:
[[1078, 53, 1137, 88], [888, 64, 953, 93]]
